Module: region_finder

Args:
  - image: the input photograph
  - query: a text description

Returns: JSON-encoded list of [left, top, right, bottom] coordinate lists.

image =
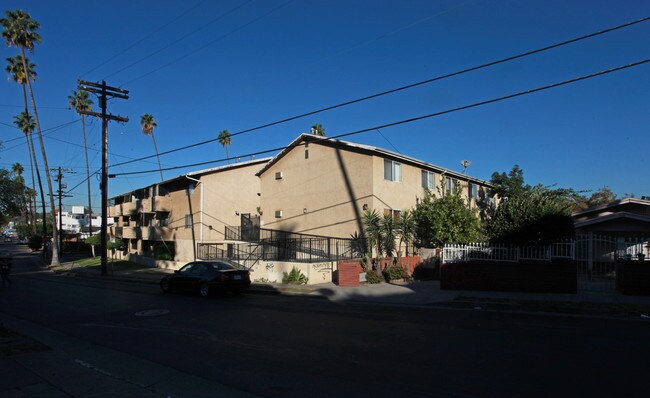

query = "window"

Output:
[[275, 171, 283, 180], [421, 170, 434, 190], [469, 183, 478, 200], [384, 208, 401, 222], [305, 149, 309, 159], [185, 214, 193, 228], [444, 177, 458, 194], [384, 159, 402, 182], [275, 210, 283, 218]]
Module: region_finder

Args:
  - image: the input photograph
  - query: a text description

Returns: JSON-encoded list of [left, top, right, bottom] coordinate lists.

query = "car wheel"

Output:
[[160, 279, 172, 293], [199, 283, 210, 298]]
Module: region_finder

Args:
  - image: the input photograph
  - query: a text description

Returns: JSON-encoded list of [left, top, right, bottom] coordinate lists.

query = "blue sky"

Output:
[[1, 0, 649, 212]]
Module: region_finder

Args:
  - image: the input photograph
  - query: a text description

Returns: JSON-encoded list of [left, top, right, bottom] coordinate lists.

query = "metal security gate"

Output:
[[575, 234, 617, 292]]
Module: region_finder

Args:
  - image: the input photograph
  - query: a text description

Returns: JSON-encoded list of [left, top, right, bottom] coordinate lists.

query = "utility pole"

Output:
[[77, 80, 129, 276], [51, 167, 73, 257]]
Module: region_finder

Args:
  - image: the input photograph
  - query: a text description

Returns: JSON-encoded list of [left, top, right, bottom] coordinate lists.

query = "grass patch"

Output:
[[66, 256, 143, 272]]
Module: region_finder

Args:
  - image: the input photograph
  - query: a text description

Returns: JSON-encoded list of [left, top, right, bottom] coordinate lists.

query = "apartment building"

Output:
[[108, 134, 492, 263], [256, 134, 492, 239], [109, 158, 270, 261]]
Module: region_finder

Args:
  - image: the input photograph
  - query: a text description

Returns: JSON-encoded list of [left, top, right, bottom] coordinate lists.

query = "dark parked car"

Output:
[[160, 261, 251, 297]]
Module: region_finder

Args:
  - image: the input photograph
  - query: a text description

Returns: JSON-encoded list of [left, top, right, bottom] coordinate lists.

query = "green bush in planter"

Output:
[[28, 235, 43, 251], [282, 267, 308, 285], [383, 265, 409, 282], [365, 270, 383, 284], [153, 244, 174, 261]]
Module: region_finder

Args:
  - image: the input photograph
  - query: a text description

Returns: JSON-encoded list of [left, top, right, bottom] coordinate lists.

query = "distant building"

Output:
[[58, 206, 108, 238]]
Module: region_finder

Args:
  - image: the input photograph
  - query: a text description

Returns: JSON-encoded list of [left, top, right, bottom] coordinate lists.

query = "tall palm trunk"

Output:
[[20, 83, 38, 236], [24, 135, 37, 233], [81, 114, 93, 236], [21, 48, 59, 265], [151, 134, 163, 181], [28, 128, 45, 239]]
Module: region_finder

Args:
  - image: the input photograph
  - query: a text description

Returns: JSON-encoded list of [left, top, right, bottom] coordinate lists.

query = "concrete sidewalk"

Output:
[[55, 260, 650, 317]]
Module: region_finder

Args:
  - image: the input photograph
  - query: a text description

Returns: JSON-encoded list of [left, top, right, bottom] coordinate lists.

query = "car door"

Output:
[[174, 262, 197, 292], [185, 263, 207, 293]]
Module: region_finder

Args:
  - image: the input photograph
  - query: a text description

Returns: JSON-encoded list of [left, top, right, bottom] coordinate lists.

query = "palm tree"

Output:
[[6, 55, 39, 235], [68, 90, 94, 236], [140, 113, 163, 181], [2, 9, 60, 265], [5, 54, 36, 113], [217, 129, 232, 164], [14, 111, 41, 236], [362, 209, 382, 276], [310, 123, 325, 136], [396, 209, 416, 257]]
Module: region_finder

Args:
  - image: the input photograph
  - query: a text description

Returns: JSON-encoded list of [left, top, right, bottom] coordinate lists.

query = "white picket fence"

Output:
[[442, 235, 649, 264], [442, 241, 575, 263]]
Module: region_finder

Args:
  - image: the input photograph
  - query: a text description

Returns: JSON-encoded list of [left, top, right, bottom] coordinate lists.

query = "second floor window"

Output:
[[384, 159, 402, 182], [185, 214, 193, 228], [421, 170, 434, 190], [445, 177, 459, 194]]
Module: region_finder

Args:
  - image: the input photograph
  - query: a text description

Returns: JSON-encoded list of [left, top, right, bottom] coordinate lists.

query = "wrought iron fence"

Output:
[[197, 235, 364, 264]]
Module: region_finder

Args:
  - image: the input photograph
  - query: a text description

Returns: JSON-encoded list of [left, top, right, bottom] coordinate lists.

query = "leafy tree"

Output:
[[413, 181, 483, 248], [0, 167, 24, 225], [310, 123, 325, 136], [572, 186, 618, 211], [217, 129, 232, 163], [488, 186, 575, 245], [86, 235, 122, 258], [140, 113, 163, 180], [489, 164, 527, 200], [68, 90, 94, 235], [2, 9, 60, 265]]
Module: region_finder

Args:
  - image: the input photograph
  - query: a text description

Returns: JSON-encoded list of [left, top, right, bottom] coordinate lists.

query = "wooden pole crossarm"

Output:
[[77, 79, 129, 95]]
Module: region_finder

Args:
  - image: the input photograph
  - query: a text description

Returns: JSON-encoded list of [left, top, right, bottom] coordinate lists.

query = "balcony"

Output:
[[111, 226, 122, 237], [122, 227, 138, 239], [141, 226, 173, 241], [108, 204, 122, 217], [122, 201, 138, 216], [136, 196, 171, 213]]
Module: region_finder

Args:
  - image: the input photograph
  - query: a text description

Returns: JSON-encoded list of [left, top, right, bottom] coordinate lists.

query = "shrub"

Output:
[[383, 265, 408, 282], [153, 244, 173, 261], [28, 235, 43, 251], [364, 270, 383, 284], [282, 267, 308, 285]]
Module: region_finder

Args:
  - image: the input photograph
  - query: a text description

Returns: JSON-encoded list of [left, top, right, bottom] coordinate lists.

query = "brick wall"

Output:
[[338, 260, 362, 286], [440, 259, 577, 293]]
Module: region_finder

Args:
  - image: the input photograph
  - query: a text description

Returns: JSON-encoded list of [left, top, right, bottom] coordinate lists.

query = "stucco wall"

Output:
[[260, 143, 373, 238], [249, 260, 337, 285]]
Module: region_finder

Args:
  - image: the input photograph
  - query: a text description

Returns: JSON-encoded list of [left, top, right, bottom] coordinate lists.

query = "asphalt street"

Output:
[[2, 244, 650, 397]]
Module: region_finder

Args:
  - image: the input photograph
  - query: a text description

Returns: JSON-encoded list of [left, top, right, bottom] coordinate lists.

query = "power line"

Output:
[[120, 0, 294, 86], [110, 58, 650, 177], [81, 0, 209, 77], [0, 119, 81, 146], [110, 15, 650, 168], [103, 0, 254, 81]]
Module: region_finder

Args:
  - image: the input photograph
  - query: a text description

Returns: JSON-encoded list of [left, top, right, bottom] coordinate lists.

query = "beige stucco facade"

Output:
[[258, 135, 491, 239], [110, 159, 269, 262]]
